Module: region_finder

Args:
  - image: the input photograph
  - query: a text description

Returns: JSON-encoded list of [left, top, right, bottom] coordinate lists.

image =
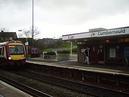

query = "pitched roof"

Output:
[[0, 32, 17, 38]]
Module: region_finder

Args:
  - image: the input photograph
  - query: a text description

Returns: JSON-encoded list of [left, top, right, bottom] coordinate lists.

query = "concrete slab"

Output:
[[0, 80, 33, 97], [27, 58, 129, 76]]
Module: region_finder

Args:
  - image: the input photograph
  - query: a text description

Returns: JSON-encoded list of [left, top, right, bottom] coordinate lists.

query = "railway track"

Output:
[[6, 68, 129, 97], [0, 69, 91, 97], [0, 61, 129, 97], [0, 70, 53, 97], [26, 63, 129, 97]]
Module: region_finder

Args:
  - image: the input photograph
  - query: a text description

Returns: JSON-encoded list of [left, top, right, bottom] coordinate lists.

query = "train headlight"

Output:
[[8, 57, 11, 60]]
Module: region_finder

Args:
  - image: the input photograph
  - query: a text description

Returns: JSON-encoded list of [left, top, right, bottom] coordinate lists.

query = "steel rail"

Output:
[[14, 69, 129, 97], [0, 72, 53, 97]]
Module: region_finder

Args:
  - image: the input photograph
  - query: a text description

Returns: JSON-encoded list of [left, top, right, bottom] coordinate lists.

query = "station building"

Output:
[[62, 26, 129, 66]]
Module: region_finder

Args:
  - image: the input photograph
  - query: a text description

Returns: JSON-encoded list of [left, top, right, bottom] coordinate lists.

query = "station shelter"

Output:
[[62, 26, 129, 66]]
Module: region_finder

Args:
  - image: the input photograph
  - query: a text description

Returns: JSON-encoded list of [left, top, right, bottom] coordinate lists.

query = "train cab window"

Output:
[[9, 45, 24, 55]]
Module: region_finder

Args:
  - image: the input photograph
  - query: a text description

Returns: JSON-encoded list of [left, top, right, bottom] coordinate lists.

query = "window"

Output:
[[109, 48, 116, 58], [9, 45, 24, 55], [124, 47, 129, 57]]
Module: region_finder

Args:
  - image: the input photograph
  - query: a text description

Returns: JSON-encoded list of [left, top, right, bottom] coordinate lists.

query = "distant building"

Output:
[[0, 31, 17, 42]]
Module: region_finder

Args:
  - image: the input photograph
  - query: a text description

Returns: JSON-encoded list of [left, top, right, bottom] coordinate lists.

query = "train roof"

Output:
[[0, 42, 8, 46], [0, 40, 23, 46]]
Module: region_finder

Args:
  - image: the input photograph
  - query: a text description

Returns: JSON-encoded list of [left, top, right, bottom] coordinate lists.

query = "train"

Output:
[[0, 40, 26, 66], [25, 46, 40, 58]]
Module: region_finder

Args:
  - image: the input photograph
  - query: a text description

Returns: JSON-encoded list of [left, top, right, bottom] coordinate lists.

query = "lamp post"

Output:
[[18, 29, 29, 58], [32, 0, 34, 39], [70, 41, 73, 56]]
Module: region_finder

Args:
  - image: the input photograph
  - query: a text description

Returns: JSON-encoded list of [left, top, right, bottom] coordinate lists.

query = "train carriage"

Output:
[[0, 40, 26, 66]]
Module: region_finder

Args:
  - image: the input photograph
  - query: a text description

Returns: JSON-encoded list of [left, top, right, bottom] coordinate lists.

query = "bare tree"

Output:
[[0, 27, 9, 32], [18, 27, 39, 39], [24, 27, 39, 38]]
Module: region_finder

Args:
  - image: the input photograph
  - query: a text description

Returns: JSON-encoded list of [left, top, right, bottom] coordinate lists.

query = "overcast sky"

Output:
[[0, 0, 129, 38]]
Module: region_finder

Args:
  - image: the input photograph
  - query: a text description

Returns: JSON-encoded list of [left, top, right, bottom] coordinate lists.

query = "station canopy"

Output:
[[62, 26, 129, 41]]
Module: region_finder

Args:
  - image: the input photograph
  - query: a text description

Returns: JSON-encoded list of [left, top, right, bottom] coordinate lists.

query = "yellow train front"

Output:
[[0, 40, 26, 66]]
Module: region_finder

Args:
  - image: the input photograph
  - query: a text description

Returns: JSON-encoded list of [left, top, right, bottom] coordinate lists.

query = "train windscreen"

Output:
[[9, 45, 24, 55]]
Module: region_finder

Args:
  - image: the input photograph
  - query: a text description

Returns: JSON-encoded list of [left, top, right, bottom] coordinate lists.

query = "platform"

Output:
[[27, 57, 129, 76], [0, 80, 32, 97]]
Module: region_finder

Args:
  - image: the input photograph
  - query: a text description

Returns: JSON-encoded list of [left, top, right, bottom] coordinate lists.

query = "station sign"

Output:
[[62, 27, 129, 40], [62, 32, 91, 40], [91, 27, 129, 37]]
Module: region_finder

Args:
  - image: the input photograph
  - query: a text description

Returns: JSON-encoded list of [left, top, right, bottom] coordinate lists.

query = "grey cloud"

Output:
[[0, 0, 129, 35], [36, 0, 129, 25], [89, 0, 129, 15], [0, 0, 30, 10], [0, 0, 31, 30], [37, 0, 129, 13]]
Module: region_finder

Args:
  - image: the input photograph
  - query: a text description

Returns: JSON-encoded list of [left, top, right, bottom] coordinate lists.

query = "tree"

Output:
[[0, 27, 9, 32], [18, 27, 39, 39], [28, 27, 39, 39]]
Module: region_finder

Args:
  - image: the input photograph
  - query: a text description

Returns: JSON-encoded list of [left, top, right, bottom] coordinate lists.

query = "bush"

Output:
[[72, 47, 77, 54], [44, 51, 56, 55], [57, 50, 70, 54]]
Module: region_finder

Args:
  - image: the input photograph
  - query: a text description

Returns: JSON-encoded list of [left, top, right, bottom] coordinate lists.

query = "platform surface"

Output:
[[27, 57, 129, 76], [0, 80, 32, 97]]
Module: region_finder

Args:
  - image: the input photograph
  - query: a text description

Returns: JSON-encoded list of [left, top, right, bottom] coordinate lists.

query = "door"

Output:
[[98, 45, 104, 64]]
